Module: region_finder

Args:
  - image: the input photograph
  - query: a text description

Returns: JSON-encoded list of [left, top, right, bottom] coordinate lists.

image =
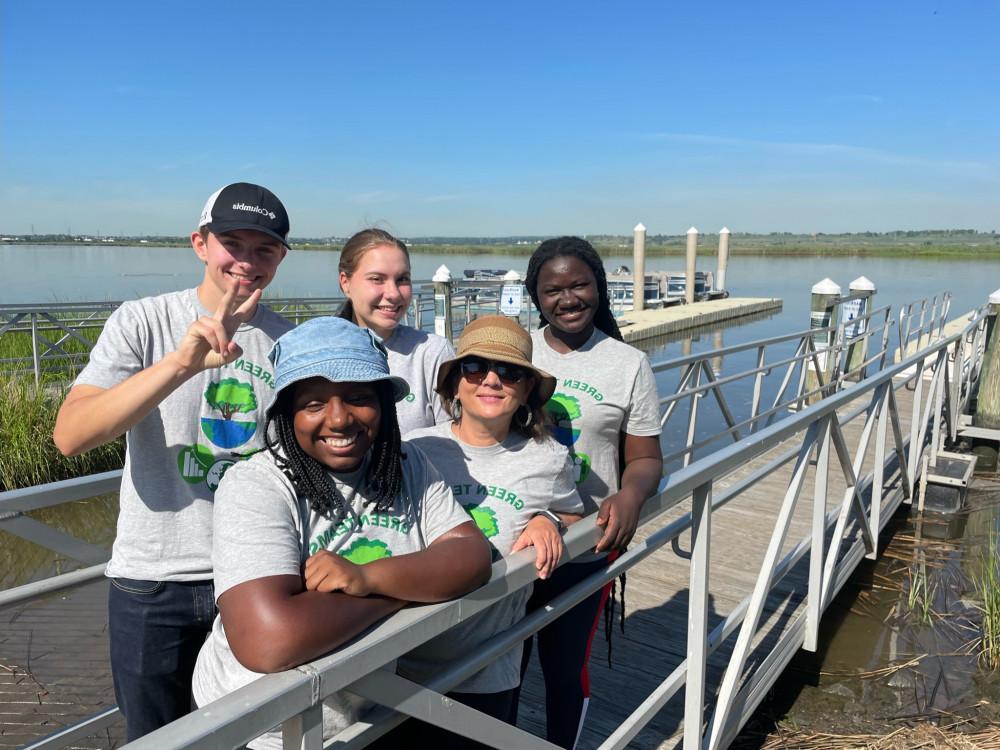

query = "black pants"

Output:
[[514, 557, 613, 749]]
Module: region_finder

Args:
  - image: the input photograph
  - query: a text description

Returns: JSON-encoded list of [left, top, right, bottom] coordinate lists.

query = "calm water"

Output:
[[4, 244, 998, 342]]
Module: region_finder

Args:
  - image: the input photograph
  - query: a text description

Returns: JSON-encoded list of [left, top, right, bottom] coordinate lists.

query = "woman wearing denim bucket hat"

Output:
[[388, 315, 584, 746], [191, 317, 491, 750]]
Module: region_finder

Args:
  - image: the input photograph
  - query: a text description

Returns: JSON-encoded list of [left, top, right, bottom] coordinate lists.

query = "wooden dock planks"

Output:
[[620, 298, 783, 345]]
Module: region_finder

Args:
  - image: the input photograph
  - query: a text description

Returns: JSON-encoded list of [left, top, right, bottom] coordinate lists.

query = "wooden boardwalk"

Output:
[[1, 381, 921, 749]]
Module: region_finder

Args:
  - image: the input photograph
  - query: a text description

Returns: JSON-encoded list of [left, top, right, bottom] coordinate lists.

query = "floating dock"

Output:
[[619, 297, 783, 344]]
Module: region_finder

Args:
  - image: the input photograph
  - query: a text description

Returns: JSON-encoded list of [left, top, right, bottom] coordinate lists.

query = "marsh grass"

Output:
[[972, 532, 1000, 670], [0, 318, 104, 378], [0, 374, 123, 491], [905, 561, 937, 626]]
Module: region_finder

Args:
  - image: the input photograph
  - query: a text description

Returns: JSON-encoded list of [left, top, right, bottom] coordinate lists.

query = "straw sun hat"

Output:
[[435, 315, 556, 405]]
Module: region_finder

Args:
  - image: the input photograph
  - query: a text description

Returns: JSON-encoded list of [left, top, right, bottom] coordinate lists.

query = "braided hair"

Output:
[[265, 380, 405, 522], [525, 236, 623, 342], [526, 236, 628, 664]]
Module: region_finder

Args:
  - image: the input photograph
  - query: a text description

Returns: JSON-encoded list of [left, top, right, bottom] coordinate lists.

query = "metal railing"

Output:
[[653, 303, 896, 469], [110, 302, 987, 750], [0, 280, 540, 383], [7, 292, 991, 750]]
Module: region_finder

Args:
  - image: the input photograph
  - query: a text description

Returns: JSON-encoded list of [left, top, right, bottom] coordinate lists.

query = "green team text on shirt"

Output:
[[309, 513, 411, 555], [561, 378, 604, 402], [451, 482, 524, 511], [226, 358, 276, 388]]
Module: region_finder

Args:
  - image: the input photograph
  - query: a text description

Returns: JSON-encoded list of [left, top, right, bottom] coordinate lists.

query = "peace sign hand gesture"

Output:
[[173, 282, 262, 374]]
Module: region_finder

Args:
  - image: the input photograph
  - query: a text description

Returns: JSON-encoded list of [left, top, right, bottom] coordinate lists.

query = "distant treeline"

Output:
[[5, 230, 1000, 258]]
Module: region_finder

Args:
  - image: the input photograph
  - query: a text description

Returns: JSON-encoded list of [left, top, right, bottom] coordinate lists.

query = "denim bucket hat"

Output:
[[263, 317, 409, 419]]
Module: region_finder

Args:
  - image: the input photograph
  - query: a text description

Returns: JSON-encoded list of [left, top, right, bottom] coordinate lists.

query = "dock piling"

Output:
[[716, 227, 730, 294], [809, 278, 842, 399], [633, 223, 646, 313], [846, 276, 876, 379], [974, 289, 1000, 434], [686, 227, 698, 304], [432, 265, 453, 341]]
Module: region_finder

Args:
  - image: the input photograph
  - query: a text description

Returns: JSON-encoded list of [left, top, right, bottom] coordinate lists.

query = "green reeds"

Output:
[[0, 374, 123, 491], [971, 532, 1000, 670], [905, 561, 936, 627], [0, 317, 103, 378]]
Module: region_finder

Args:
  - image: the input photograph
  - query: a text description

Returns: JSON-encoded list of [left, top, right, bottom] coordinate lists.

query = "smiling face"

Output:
[[192, 228, 286, 308], [535, 254, 599, 339], [455, 358, 534, 431], [339, 244, 413, 340], [291, 378, 381, 473]]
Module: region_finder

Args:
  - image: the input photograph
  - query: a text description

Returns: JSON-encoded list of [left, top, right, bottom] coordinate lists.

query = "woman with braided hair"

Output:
[[192, 316, 491, 750], [515, 236, 664, 749]]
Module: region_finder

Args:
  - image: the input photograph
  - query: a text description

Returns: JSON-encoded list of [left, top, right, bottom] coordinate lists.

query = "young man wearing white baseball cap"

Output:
[[53, 182, 294, 740]]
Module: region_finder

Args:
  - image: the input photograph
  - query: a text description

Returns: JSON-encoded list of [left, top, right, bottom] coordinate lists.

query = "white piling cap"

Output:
[[720, 227, 731, 235], [687, 226, 699, 235], [812, 277, 842, 295], [634, 222, 646, 232], [503, 269, 522, 281], [432, 264, 452, 282], [990, 288, 1000, 304], [849, 276, 876, 292]]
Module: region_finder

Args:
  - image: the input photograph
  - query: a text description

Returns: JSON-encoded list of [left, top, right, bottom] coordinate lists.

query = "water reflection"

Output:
[[0, 494, 117, 590]]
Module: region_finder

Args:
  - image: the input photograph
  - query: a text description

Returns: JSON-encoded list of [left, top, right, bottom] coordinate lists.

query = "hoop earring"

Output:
[[518, 405, 533, 428], [452, 398, 463, 420]]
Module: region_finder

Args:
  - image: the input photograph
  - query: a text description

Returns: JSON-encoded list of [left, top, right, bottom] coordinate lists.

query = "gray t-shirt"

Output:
[[192, 444, 470, 750], [385, 325, 454, 435], [399, 422, 582, 693], [74, 288, 292, 581], [531, 328, 662, 561]]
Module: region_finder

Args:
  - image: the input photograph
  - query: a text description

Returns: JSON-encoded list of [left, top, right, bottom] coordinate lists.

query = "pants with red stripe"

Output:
[[515, 554, 616, 749]]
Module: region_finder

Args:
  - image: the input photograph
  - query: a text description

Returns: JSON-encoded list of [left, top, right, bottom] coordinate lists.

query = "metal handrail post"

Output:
[[683, 480, 712, 750], [281, 703, 323, 749], [31, 312, 41, 386], [805, 414, 832, 652]]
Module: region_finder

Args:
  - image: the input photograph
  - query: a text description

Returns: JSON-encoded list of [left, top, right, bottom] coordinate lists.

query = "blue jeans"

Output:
[[108, 577, 216, 741]]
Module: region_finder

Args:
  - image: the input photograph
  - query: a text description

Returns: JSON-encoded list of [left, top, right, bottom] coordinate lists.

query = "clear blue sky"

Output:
[[2, 1, 997, 237]]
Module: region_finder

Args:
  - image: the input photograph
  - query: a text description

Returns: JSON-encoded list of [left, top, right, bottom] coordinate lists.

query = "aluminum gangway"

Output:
[[2, 291, 990, 750]]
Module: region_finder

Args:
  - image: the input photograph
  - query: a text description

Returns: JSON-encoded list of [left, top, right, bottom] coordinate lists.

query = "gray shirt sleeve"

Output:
[[212, 459, 303, 600], [625, 355, 663, 437], [403, 442, 472, 544], [74, 301, 146, 388]]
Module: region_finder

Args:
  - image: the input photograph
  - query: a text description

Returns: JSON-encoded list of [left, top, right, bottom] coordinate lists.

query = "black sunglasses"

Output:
[[459, 357, 530, 385]]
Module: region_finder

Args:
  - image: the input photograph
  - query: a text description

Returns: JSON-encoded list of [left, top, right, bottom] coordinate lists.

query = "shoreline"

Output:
[[4, 240, 1000, 258]]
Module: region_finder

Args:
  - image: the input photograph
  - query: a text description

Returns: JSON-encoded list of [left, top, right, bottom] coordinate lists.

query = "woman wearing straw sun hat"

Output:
[[191, 316, 491, 750], [393, 315, 584, 745]]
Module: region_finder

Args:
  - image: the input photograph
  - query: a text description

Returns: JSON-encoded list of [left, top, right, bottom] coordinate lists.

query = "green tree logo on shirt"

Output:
[[340, 537, 392, 564], [546, 393, 581, 447], [545, 393, 591, 484], [201, 378, 258, 449], [464, 504, 499, 538]]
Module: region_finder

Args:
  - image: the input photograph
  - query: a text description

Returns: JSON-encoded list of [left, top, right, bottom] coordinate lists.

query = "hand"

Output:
[[510, 515, 565, 580], [594, 490, 643, 553], [172, 281, 262, 373], [304, 550, 372, 596]]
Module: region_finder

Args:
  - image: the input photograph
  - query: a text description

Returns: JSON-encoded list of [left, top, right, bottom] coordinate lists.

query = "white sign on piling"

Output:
[[500, 284, 523, 316]]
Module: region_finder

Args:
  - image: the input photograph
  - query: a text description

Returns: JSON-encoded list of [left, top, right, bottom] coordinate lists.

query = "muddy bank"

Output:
[[733, 482, 1000, 748]]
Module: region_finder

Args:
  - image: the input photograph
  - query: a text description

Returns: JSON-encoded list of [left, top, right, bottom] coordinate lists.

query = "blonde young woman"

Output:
[[337, 229, 455, 434], [392, 315, 584, 747]]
